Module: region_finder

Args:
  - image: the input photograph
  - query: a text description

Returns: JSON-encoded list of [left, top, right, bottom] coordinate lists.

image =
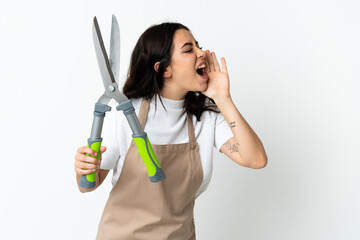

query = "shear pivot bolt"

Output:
[[108, 86, 115, 92]]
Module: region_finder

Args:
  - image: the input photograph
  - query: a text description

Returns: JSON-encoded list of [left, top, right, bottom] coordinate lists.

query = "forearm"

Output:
[[215, 96, 267, 167]]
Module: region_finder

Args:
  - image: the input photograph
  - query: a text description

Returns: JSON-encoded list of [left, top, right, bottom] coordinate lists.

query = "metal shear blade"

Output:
[[92, 15, 128, 105]]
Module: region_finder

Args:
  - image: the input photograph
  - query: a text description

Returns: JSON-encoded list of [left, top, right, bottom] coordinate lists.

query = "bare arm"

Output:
[[202, 50, 267, 169], [217, 98, 267, 169]]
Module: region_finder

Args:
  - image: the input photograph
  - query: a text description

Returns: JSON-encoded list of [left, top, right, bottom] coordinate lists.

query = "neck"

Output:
[[159, 83, 187, 100]]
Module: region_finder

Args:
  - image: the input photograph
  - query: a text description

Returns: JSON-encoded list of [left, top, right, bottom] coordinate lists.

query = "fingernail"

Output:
[[92, 169, 96, 172], [94, 152, 97, 156]]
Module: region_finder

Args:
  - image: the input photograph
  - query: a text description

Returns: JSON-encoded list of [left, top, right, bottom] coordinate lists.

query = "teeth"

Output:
[[197, 64, 206, 69]]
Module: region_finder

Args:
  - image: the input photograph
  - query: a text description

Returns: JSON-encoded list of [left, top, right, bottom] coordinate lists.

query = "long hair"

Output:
[[122, 22, 219, 121]]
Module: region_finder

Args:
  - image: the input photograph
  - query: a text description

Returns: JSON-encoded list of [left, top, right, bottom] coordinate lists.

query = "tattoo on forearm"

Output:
[[230, 121, 236, 128], [224, 140, 240, 153]]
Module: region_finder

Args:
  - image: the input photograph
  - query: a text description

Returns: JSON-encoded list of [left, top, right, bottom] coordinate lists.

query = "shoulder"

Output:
[[196, 101, 221, 123], [191, 109, 220, 131], [130, 97, 143, 108], [204, 99, 221, 120]]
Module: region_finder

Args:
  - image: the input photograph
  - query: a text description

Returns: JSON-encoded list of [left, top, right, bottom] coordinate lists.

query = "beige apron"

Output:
[[97, 98, 203, 240]]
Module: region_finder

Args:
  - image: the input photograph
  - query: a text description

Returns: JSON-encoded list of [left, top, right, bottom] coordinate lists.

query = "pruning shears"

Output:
[[79, 15, 165, 189]]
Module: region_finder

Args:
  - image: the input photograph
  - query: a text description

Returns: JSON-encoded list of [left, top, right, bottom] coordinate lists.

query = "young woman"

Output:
[[74, 22, 267, 239]]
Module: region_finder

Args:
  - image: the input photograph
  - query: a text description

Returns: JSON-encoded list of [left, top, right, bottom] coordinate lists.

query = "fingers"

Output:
[[74, 156, 101, 175], [75, 160, 101, 170], [205, 50, 222, 72], [100, 146, 107, 154], [221, 57, 228, 73], [74, 160, 100, 175], [206, 50, 215, 72], [74, 146, 104, 175], [212, 52, 221, 71], [77, 146, 98, 157], [75, 167, 97, 175], [205, 50, 210, 73], [75, 151, 101, 164]]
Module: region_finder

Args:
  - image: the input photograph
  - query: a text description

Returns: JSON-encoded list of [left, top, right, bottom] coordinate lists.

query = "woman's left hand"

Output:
[[201, 50, 231, 102]]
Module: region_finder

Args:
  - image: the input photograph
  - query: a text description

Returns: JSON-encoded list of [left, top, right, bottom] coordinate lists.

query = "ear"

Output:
[[154, 62, 172, 78], [154, 62, 160, 73], [163, 65, 172, 78]]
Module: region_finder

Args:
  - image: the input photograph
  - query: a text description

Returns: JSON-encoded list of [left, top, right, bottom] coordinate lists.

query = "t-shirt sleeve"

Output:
[[214, 112, 233, 152], [100, 104, 121, 170]]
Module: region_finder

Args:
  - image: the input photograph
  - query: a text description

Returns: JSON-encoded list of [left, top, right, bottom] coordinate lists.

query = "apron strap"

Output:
[[186, 113, 196, 144], [138, 97, 196, 144], [138, 98, 150, 129]]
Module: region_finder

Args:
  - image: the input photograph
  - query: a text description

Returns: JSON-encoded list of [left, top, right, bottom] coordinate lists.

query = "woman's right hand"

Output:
[[74, 146, 107, 175]]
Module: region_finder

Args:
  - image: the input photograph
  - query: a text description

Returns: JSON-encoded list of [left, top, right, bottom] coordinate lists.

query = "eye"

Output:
[[184, 46, 202, 53]]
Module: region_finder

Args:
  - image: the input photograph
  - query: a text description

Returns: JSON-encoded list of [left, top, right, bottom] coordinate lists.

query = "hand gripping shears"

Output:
[[79, 15, 165, 189]]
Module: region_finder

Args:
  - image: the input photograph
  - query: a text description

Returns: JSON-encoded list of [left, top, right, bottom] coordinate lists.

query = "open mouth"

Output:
[[196, 64, 206, 77], [196, 67, 205, 76]]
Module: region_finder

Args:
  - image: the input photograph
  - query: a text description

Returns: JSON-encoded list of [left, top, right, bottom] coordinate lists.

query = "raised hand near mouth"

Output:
[[201, 50, 230, 103]]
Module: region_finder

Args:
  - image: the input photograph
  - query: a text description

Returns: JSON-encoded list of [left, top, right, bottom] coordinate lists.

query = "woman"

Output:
[[75, 22, 267, 239]]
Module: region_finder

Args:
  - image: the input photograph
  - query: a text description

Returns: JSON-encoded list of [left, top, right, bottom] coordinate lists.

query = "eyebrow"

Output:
[[180, 41, 199, 49]]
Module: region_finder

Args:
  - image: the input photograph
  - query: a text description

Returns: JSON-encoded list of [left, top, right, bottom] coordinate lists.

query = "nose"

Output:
[[197, 48, 206, 58]]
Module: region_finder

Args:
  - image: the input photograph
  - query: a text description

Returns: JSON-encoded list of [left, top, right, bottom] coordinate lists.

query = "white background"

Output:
[[1, 0, 359, 239]]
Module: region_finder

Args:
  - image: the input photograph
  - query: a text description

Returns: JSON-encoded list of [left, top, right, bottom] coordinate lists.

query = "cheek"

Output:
[[174, 66, 195, 80], [170, 56, 197, 80], [175, 56, 196, 73]]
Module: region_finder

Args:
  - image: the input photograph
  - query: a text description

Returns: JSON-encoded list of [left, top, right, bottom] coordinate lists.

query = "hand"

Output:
[[202, 50, 231, 103], [74, 146, 107, 175]]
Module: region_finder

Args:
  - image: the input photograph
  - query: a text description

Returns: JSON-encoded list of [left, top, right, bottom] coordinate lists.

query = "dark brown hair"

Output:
[[123, 22, 219, 121]]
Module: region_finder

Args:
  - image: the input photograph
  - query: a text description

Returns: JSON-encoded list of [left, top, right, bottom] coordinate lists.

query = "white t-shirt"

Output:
[[100, 96, 233, 199]]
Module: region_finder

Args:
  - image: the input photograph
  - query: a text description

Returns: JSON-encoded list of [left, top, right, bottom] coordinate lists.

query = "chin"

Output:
[[198, 83, 208, 92], [192, 76, 208, 92]]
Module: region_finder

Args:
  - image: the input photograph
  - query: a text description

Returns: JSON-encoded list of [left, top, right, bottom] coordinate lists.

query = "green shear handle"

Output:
[[79, 104, 110, 189], [79, 101, 165, 189], [79, 139, 102, 189], [117, 100, 165, 182], [133, 133, 165, 182]]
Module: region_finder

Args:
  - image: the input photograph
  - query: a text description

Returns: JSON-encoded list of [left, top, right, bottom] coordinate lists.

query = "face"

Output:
[[162, 29, 208, 99]]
